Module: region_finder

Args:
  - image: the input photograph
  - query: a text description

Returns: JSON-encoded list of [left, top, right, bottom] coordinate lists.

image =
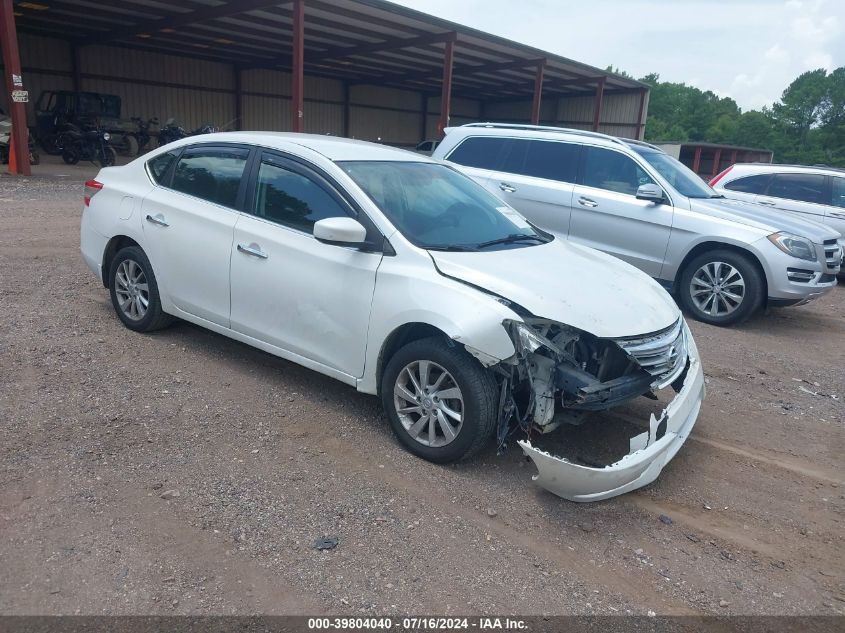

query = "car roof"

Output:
[[178, 131, 434, 163], [443, 122, 654, 153], [728, 163, 845, 177]]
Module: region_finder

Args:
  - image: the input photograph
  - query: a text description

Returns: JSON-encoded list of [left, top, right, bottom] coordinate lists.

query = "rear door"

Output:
[[720, 173, 772, 203], [755, 172, 828, 224], [569, 145, 673, 277], [140, 144, 250, 327], [441, 135, 509, 190], [480, 138, 580, 237]]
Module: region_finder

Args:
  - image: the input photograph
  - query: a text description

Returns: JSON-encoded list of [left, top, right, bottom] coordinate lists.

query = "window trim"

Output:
[[761, 172, 831, 208]]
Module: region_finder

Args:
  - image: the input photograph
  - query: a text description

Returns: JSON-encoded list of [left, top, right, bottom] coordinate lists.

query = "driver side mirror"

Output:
[[636, 183, 665, 203], [313, 217, 367, 246]]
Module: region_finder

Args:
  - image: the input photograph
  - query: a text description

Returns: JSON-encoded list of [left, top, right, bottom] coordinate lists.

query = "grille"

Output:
[[615, 318, 687, 386], [822, 239, 842, 273]]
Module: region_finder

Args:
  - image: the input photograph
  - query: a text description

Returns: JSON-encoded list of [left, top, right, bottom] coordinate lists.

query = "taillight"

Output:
[[84, 179, 103, 207], [709, 165, 733, 187]]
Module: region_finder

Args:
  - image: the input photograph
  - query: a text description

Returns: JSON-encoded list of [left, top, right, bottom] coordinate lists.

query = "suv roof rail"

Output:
[[622, 138, 663, 151], [459, 122, 627, 146], [736, 162, 845, 174]]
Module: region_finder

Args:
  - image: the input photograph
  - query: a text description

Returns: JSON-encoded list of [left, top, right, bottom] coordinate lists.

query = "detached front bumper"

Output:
[[518, 337, 705, 502]]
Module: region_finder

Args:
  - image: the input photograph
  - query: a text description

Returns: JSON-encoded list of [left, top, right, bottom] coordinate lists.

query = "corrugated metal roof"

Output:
[[11, 0, 646, 101]]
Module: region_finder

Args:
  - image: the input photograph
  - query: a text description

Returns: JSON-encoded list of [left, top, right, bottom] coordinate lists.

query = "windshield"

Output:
[[340, 161, 549, 251], [632, 147, 720, 199]]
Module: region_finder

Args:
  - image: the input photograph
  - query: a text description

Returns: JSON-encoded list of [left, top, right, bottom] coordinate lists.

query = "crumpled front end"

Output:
[[494, 317, 704, 502]]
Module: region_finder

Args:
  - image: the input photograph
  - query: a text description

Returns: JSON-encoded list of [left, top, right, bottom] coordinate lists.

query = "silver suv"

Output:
[[710, 162, 845, 258], [433, 123, 842, 326]]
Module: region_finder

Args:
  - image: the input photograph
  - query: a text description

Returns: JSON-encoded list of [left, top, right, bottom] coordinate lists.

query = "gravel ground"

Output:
[[1, 163, 843, 617]]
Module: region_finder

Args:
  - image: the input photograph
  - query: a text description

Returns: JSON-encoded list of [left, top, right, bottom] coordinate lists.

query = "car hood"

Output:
[[689, 197, 840, 241], [429, 240, 680, 339]]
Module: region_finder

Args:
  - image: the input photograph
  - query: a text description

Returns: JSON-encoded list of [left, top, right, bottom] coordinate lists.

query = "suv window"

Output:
[[582, 146, 654, 195], [252, 155, 348, 233], [830, 177, 845, 208], [724, 174, 771, 194], [500, 139, 579, 183], [766, 173, 826, 205], [171, 146, 249, 208], [147, 150, 179, 185], [446, 137, 508, 170]]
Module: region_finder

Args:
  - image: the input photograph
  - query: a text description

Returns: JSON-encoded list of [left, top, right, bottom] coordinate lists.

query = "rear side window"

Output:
[[171, 147, 249, 208], [500, 139, 579, 183], [582, 146, 654, 195], [724, 174, 771, 194], [252, 156, 348, 233], [147, 150, 179, 185], [446, 137, 508, 170], [832, 177, 845, 208], [766, 173, 826, 205]]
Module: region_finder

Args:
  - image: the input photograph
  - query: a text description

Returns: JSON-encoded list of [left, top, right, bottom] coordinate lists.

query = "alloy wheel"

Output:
[[114, 259, 150, 321], [393, 360, 464, 448], [690, 261, 745, 317]]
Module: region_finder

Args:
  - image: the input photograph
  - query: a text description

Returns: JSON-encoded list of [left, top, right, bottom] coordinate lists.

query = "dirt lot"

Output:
[[1, 163, 843, 617]]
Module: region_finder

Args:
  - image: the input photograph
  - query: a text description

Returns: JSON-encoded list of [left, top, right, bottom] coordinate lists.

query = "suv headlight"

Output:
[[767, 232, 817, 262]]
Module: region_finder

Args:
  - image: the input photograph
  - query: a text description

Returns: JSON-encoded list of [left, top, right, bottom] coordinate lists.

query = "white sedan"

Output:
[[80, 132, 704, 502]]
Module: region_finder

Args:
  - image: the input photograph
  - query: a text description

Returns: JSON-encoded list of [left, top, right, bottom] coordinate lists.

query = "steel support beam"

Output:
[[291, 0, 305, 133], [636, 87, 647, 140], [711, 148, 722, 179], [692, 146, 702, 175], [1, 0, 30, 176], [530, 61, 545, 124], [438, 37, 454, 136], [592, 76, 606, 132]]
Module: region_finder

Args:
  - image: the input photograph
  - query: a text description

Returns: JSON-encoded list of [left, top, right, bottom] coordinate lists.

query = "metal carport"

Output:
[[1, 0, 649, 176]]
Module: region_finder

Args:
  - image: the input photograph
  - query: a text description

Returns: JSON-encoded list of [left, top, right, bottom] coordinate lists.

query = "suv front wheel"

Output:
[[679, 249, 764, 326]]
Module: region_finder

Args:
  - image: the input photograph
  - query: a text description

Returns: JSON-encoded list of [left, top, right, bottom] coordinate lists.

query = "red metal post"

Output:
[[291, 0, 305, 132], [711, 148, 722, 179], [692, 146, 702, 175], [730, 149, 737, 166], [530, 61, 545, 124], [592, 76, 606, 132], [438, 36, 455, 136], [0, 0, 30, 176], [636, 87, 647, 139]]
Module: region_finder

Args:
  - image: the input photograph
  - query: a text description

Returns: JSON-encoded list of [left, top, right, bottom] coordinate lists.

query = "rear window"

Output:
[[724, 174, 771, 194], [767, 173, 826, 205], [446, 136, 508, 170], [146, 150, 179, 185]]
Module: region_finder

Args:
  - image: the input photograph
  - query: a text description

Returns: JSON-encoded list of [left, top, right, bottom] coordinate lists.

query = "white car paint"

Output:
[[80, 131, 705, 502]]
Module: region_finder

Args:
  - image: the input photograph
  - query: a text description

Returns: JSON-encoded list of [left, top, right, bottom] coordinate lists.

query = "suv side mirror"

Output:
[[313, 217, 367, 245], [636, 183, 665, 203]]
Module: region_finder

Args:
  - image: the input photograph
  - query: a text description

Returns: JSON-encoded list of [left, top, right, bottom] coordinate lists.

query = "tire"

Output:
[[61, 146, 79, 165], [108, 246, 173, 332], [381, 336, 498, 463], [100, 147, 117, 167], [678, 249, 764, 326]]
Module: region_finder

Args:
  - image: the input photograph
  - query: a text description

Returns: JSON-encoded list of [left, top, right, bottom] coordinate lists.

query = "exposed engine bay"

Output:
[[480, 315, 703, 502]]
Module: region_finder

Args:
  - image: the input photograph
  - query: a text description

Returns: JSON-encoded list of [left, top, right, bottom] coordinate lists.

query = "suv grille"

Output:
[[823, 239, 842, 272], [615, 319, 687, 387]]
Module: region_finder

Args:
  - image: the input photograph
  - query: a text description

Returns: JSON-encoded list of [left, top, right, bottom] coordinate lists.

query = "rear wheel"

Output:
[[679, 249, 764, 326], [61, 145, 79, 165], [108, 246, 173, 332], [381, 337, 497, 463]]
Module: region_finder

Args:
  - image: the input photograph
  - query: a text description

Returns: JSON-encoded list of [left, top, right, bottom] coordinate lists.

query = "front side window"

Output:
[[170, 147, 249, 208], [147, 150, 179, 185], [724, 174, 771, 194], [832, 177, 845, 208], [583, 146, 655, 196], [767, 173, 826, 205], [341, 161, 549, 251], [252, 157, 349, 232], [446, 137, 508, 171], [500, 139, 579, 184], [631, 147, 716, 198]]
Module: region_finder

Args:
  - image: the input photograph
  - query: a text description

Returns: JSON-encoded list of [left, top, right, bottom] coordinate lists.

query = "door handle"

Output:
[[237, 243, 268, 259], [578, 197, 598, 208], [757, 199, 776, 206], [145, 213, 169, 227], [499, 182, 517, 193]]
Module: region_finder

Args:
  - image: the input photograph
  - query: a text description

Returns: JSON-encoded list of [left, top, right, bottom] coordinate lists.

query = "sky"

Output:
[[390, 0, 845, 111]]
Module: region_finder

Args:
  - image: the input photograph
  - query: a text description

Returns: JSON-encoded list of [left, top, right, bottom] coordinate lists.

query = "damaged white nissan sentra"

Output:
[[80, 132, 704, 502]]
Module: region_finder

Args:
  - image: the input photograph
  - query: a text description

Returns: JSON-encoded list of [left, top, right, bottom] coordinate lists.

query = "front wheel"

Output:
[[61, 145, 80, 165], [99, 146, 117, 167], [678, 249, 764, 326], [108, 246, 173, 332], [381, 337, 498, 463]]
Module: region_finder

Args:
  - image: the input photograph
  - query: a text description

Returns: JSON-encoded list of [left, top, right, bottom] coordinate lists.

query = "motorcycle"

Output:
[[158, 118, 218, 147], [60, 122, 116, 167], [132, 116, 159, 153], [0, 114, 40, 166]]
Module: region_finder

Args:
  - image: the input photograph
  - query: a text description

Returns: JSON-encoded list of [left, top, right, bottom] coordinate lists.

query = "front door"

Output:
[[569, 145, 674, 277], [229, 152, 382, 378], [140, 144, 250, 327]]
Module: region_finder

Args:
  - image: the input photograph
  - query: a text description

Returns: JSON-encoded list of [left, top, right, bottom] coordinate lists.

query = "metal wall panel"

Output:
[[242, 94, 290, 131], [351, 85, 418, 110], [19, 33, 71, 71], [349, 106, 419, 145]]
